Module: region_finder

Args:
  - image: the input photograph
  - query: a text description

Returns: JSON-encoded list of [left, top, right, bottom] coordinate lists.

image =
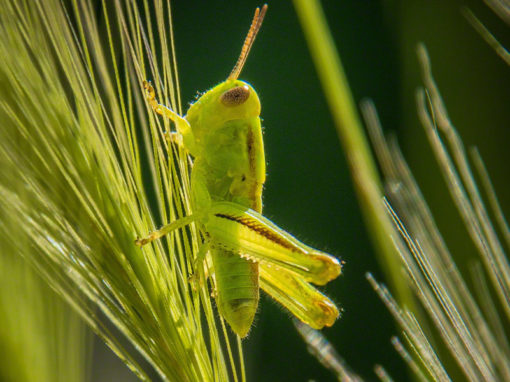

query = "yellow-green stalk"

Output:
[[292, 0, 414, 308], [0, 0, 234, 380]]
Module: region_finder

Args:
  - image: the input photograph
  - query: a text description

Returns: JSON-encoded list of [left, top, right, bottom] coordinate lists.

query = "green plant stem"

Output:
[[293, 0, 413, 307]]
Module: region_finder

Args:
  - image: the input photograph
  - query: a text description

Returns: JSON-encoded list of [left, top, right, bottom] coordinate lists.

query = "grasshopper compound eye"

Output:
[[220, 85, 251, 107]]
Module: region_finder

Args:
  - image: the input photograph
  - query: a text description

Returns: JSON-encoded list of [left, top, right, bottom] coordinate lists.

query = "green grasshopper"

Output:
[[136, 5, 341, 338]]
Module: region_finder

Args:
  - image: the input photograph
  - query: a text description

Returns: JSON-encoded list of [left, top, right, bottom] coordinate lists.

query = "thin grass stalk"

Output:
[[292, 0, 414, 308], [0, 0, 235, 380], [463, 8, 510, 66], [362, 45, 510, 380]]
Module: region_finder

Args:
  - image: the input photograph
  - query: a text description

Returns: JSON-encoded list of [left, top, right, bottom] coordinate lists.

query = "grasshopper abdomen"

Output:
[[211, 248, 259, 337]]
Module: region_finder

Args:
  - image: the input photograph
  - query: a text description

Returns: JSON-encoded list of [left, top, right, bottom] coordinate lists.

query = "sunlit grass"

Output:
[[0, 0, 236, 380], [0, 228, 90, 382]]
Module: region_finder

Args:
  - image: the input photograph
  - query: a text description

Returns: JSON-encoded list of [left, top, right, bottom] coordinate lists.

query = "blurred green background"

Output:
[[89, 1, 510, 381]]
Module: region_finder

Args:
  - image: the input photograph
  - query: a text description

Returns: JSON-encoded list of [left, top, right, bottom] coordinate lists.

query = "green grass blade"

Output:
[[292, 0, 414, 308], [0, 0, 234, 380]]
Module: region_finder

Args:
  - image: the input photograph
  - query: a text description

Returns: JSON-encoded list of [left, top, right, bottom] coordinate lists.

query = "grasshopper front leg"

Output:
[[143, 81, 197, 155]]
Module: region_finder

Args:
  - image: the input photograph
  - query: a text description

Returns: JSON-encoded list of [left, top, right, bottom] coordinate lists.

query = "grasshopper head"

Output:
[[185, 5, 266, 139], [186, 79, 261, 135]]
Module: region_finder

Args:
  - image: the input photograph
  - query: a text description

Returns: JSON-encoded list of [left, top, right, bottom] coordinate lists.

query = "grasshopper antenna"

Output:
[[228, 4, 268, 80]]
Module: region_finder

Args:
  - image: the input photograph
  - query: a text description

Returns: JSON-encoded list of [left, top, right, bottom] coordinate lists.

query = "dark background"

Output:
[[91, 1, 510, 381]]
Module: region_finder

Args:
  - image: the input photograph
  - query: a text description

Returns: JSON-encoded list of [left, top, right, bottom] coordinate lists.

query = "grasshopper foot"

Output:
[[165, 131, 184, 148], [134, 234, 155, 247]]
